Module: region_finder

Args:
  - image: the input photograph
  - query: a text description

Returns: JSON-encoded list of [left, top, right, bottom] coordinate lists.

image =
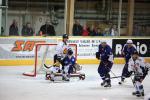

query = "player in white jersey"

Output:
[[54, 34, 73, 81], [128, 51, 149, 97], [54, 34, 70, 63]]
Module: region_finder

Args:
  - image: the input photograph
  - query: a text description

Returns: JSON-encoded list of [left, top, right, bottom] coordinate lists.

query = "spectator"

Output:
[[89, 25, 95, 36], [93, 28, 99, 36], [109, 24, 118, 36], [1, 27, 4, 35], [133, 24, 140, 36], [9, 19, 19, 36], [103, 28, 110, 36], [91, 27, 103, 36], [82, 24, 89, 36], [145, 26, 150, 36], [40, 20, 56, 36], [21, 22, 34, 36], [141, 25, 146, 36], [97, 28, 103, 36], [73, 20, 83, 36]]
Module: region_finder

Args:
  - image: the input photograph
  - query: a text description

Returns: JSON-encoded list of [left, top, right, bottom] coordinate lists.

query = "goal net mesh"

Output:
[[23, 43, 77, 77]]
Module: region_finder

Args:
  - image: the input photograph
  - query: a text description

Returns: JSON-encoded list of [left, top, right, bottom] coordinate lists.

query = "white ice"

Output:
[[0, 64, 150, 100]]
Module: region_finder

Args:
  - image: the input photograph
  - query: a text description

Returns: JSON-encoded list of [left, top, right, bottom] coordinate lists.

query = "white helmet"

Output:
[[101, 40, 107, 43], [126, 39, 133, 44]]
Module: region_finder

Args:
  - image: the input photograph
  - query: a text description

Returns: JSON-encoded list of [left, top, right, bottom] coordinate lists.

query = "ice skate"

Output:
[[135, 91, 141, 97], [104, 81, 111, 87], [101, 80, 106, 86], [104, 83, 111, 87]]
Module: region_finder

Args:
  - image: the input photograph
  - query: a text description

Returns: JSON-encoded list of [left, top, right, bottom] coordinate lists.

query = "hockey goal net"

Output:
[[23, 43, 77, 77]]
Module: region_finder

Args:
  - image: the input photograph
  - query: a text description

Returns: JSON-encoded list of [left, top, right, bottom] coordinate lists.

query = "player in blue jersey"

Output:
[[61, 48, 76, 81], [96, 40, 114, 87], [45, 48, 76, 81], [120, 39, 137, 83]]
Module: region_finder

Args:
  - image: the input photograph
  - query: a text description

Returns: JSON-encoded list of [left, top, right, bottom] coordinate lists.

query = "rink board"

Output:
[[0, 36, 149, 66]]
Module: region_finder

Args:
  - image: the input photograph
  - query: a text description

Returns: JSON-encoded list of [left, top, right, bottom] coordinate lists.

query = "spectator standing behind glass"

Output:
[[1, 27, 4, 35], [73, 20, 83, 36], [40, 20, 56, 36], [82, 24, 89, 36], [89, 25, 95, 36], [9, 19, 19, 36], [91, 28, 103, 36], [110, 24, 118, 36], [133, 24, 140, 36], [22, 22, 34, 36], [97, 28, 103, 36]]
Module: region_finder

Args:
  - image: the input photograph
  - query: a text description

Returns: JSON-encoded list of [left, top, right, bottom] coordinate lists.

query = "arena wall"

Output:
[[0, 36, 149, 66]]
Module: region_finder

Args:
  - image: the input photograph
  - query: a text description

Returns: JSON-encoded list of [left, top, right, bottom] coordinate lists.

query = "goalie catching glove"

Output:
[[53, 60, 61, 67]]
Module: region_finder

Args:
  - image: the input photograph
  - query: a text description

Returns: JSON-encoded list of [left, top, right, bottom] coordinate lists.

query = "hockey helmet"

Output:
[[101, 40, 107, 44], [68, 48, 73, 55], [62, 34, 69, 39], [126, 39, 133, 44], [132, 51, 139, 55]]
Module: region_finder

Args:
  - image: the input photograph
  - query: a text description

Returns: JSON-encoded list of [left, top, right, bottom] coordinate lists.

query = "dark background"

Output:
[[112, 39, 150, 57]]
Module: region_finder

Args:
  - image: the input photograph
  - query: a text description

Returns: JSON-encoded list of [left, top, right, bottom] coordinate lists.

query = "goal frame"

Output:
[[23, 43, 77, 77]]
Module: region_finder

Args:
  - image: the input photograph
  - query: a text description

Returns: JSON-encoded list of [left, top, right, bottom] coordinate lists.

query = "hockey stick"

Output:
[[110, 74, 136, 79], [106, 66, 122, 84], [110, 75, 122, 79], [44, 64, 52, 69], [110, 70, 121, 81]]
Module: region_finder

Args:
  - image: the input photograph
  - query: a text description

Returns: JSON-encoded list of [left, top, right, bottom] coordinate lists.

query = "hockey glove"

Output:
[[57, 55, 64, 63], [96, 52, 100, 59]]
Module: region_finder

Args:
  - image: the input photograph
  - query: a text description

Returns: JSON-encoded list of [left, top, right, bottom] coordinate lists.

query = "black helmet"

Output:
[[62, 34, 68, 39], [68, 48, 73, 55]]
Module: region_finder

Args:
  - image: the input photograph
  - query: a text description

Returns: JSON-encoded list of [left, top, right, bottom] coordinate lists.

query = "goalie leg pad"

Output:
[[74, 63, 82, 71]]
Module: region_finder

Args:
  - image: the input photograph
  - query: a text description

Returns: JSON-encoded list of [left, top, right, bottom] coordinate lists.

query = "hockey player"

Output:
[[61, 48, 76, 81], [45, 49, 76, 81], [54, 34, 69, 63], [96, 40, 114, 87], [128, 51, 149, 97], [53, 34, 74, 81], [120, 39, 137, 83], [45, 60, 61, 81]]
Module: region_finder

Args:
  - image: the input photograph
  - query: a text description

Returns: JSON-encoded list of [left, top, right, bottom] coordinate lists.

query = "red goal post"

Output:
[[23, 43, 77, 77]]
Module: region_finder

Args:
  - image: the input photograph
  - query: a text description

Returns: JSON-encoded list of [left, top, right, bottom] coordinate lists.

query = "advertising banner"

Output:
[[0, 37, 112, 60], [112, 39, 150, 57], [68, 38, 112, 59], [0, 38, 57, 59]]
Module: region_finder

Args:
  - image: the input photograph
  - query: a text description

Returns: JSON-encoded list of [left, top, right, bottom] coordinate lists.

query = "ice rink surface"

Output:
[[0, 64, 150, 100]]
